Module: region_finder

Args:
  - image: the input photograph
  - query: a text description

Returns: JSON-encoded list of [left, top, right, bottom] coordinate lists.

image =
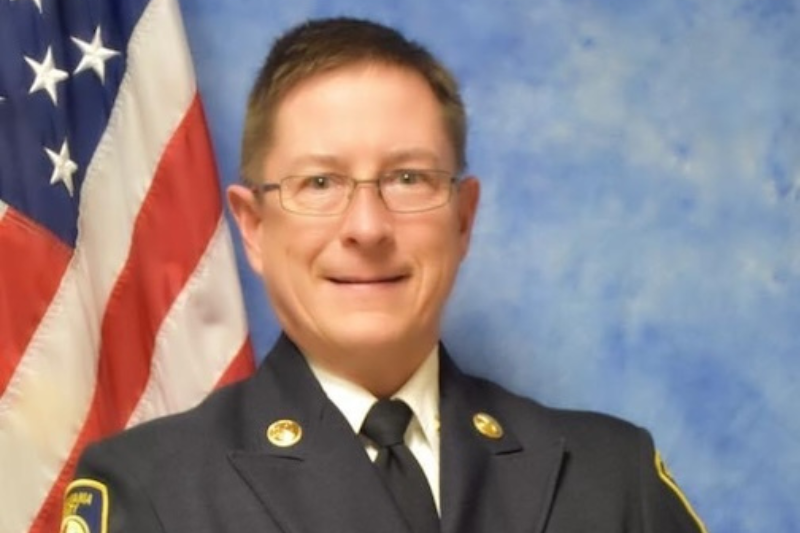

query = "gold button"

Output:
[[473, 412, 504, 439], [266, 419, 303, 447]]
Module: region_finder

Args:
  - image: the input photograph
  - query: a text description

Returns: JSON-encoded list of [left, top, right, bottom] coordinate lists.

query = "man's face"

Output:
[[229, 63, 479, 376]]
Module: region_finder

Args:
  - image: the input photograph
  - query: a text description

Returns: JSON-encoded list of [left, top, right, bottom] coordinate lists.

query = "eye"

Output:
[[393, 170, 429, 186], [292, 174, 349, 192], [304, 175, 334, 190]]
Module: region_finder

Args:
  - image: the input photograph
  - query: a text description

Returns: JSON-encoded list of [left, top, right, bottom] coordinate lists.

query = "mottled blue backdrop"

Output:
[[178, 1, 800, 531]]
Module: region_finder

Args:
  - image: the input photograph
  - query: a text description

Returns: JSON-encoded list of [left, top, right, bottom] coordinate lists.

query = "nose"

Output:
[[338, 182, 394, 248]]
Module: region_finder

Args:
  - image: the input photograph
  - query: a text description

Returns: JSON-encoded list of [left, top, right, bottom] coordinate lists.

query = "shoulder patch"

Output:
[[654, 451, 708, 533], [61, 479, 109, 533]]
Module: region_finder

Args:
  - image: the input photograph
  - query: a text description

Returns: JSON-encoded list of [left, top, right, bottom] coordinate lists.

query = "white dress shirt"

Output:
[[307, 349, 441, 513]]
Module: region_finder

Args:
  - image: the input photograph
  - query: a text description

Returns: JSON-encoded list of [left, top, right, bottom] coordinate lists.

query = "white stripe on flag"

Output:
[[0, 199, 7, 220], [76, 0, 196, 297], [0, 0, 197, 531], [127, 219, 248, 427]]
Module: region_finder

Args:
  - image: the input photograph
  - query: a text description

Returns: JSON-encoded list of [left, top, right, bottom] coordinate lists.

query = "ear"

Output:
[[227, 184, 265, 275], [455, 176, 480, 259]]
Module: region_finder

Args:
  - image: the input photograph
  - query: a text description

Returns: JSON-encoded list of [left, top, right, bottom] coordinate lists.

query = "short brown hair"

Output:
[[240, 17, 467, 186]]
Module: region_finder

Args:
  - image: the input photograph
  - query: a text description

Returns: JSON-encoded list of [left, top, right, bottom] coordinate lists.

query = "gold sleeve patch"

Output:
[[61, 479, 109, 533], [654, 451, 709, 533]]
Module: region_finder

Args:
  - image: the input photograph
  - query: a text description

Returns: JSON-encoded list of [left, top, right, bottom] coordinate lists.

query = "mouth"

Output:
[[326, 274, 410, 286]]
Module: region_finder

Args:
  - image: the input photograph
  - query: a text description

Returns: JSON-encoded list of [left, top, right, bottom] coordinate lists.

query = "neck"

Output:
[[297, 337, 437, 398]]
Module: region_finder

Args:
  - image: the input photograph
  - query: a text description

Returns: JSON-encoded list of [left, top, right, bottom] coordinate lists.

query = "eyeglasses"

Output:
[[252, 169, 458, 216]]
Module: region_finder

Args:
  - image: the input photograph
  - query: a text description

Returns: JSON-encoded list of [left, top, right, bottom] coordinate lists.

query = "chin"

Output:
[[323, 314, 416, 352]]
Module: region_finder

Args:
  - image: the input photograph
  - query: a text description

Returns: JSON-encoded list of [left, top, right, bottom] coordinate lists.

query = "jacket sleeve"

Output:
[[637, 429, 709, 533], [61, 442, 165, 533]]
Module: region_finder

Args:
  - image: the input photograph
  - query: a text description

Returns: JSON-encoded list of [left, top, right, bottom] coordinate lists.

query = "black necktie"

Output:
[[360, 399, 439, 533]]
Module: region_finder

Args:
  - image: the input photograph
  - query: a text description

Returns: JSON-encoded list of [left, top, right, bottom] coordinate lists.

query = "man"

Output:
[[62, 17, 707, 533]]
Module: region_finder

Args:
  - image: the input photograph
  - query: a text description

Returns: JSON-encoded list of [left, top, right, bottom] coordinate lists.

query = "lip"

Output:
[[326, 274, 409, 285]]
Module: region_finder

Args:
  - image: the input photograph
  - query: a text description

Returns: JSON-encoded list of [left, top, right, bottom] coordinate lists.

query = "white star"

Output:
[[45, 141, 78, 196], [25, 47, 69, 104], [10, 0, 42, 13], [72, 27, 119, 82]]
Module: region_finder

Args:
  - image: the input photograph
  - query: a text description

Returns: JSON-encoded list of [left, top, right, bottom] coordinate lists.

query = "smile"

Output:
[[327, 274, 409, 285]]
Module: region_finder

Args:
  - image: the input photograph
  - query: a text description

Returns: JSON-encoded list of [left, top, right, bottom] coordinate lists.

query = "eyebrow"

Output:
[[383, 148, 443, 168], [285, 148, 445, 173], [286, 154, 344, 170]]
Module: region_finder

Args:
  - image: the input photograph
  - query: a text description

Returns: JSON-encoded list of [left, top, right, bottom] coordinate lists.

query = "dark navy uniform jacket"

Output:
[[66, 334, 707, 533]]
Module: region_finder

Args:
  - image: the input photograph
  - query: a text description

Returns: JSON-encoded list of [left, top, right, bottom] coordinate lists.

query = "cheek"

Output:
[[408, 216, 464, 277], [258, 231, 319, 317], [260, 220, 332, 282]]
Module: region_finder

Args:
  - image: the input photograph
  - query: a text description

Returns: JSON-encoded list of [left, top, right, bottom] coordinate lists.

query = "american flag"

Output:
[[0, 0, 254, 531]]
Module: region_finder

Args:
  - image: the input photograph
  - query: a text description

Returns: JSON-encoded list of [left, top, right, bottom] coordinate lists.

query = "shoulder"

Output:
[[455, 372, 707, 532], [67, 374, 269, 532], [78, 375, 251, 480], [461, 370, 641, 429], [457, 370, 648, 454]]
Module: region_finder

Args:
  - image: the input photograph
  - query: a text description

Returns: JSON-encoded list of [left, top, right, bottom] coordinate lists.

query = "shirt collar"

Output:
[[308, 347, 440, 445]]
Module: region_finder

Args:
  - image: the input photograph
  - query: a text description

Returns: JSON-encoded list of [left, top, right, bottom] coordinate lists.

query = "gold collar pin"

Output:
[[472, 412, 504, 440], [266, 419, 303, 447]]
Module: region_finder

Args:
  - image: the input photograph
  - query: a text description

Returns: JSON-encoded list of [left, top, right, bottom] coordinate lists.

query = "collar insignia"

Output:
[[472, 412, 504, 439], [267, 419, 303, 447]]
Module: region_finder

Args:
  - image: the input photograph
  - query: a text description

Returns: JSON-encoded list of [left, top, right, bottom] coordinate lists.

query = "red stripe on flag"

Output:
[[215, 339, 256, 388], [0, 207, 71, 395], [92, 97, 223, 431], [30, 96, 224, 533]]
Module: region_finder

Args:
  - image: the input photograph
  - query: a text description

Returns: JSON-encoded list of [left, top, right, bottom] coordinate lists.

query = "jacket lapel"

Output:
[[227, 335, 410, 533], [439, 350, 566, 533]]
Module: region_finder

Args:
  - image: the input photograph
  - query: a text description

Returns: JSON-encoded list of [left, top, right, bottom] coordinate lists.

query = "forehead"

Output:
[[273, 62, 440, 124], [265, 63, 455, 171]]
